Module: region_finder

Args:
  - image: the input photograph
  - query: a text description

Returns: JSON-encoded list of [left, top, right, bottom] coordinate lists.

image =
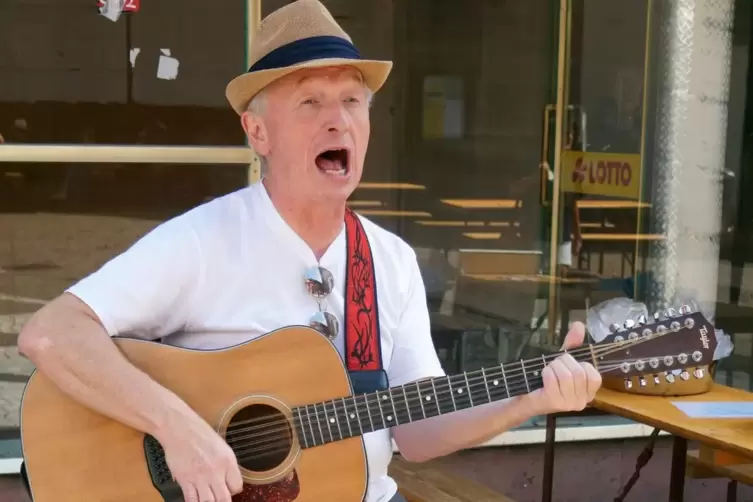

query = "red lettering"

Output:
[[595, 161, 607, 183], [572, 157, 586, 183], [620, 162, 632, 186], [573, 156, 634, 192]]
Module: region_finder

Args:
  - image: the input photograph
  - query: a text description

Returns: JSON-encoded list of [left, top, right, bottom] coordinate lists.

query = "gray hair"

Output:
[[246, 84, 374, 177]]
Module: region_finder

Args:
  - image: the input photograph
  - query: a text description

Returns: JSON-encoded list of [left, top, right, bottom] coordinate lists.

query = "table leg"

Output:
[[542, 414, 556, 502], [668, 436, 687, 502], [727, 480, 737, 502]]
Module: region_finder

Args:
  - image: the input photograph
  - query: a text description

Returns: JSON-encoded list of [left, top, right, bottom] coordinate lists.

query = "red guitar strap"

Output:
[[343, 208, 388, 394]]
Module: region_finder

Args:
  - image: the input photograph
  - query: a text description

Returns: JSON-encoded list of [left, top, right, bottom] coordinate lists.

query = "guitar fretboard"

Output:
[[292, 350, 592, 448]]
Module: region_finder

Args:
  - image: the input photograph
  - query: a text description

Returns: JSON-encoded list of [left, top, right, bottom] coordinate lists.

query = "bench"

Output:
[[389, 455, 516, 502], [686, 448, 753, 502]]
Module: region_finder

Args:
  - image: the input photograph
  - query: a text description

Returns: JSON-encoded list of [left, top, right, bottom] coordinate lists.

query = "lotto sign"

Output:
[[560, 150, 642, 200], [97, 0, 140, 12]]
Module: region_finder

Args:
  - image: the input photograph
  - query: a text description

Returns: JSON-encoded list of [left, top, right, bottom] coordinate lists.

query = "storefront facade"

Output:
[[1, 0, 752, 469]]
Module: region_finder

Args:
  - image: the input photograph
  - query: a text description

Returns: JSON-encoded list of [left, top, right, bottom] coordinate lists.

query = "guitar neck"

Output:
[[291, 347, 597, 449]]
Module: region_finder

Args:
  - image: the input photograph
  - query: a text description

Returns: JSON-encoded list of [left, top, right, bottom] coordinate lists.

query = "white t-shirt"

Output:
[[67, 181, 446, 502]]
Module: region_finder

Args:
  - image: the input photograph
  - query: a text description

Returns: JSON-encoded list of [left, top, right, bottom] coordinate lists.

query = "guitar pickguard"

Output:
[[233, 470, 301, 502]]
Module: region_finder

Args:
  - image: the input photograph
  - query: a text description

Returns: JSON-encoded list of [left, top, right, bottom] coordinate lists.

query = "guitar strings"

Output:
[[227, 347, 685, 455], [227, 355, 651, 459], [222, 340, 602, 438], [225, 341, 687, 457], [223, 344, 594, 443], [228, 355, 670, 463], [223, 326, 684, 440]]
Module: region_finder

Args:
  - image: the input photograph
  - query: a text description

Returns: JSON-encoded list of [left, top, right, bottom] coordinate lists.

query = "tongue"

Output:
[[315, 156, 344, 172]]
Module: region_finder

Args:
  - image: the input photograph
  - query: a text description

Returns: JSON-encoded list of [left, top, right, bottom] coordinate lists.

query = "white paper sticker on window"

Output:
[[129, 48, 141, 68], [157, 49, 180, 80], [99, 0, 124, 22]]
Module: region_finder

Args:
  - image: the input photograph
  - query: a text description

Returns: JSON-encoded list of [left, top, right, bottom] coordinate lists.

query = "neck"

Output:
[[263, 178, 346, 259], [289, 347, 598, 449]]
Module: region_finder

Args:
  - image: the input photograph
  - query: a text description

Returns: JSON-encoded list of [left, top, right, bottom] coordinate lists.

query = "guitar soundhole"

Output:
[[225, 403, 292, 472]]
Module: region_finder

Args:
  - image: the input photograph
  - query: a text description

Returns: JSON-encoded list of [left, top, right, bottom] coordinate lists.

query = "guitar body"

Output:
[[20, 327, 368, 502]]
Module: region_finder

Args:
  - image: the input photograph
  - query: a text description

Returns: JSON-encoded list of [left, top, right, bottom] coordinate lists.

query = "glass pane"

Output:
[[558, 0, 753, 395], [264, 0, 561, 378], [0, 0, 247, 146], [0, 161, 248, 431], [715, 0, 753, 391], [389, 0, 560, 376], [551, 0, 650, 347]]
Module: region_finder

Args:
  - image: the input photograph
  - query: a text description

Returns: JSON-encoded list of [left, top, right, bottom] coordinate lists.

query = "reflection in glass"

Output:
[[713, 0, 753, 391], [0, 0, 247, 145], [0, 162, 248, 429], [336, 0, 566, 374]]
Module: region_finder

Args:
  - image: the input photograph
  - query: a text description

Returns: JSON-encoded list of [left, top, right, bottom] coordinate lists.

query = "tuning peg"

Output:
[[679, 304, 692, 315], [694, 368, 705, 379], [653, 311, 662, 322], [624, 319, 636, 329], [665, 372, 676, 383], [609, 323, 621, 333], [638, 377, 647, 387], [624, 378, 633, 390], [680, 371, 690, 381], [653, 375, 661, 385], [665, 308, 677, 318], [637, 314, 648, 325]]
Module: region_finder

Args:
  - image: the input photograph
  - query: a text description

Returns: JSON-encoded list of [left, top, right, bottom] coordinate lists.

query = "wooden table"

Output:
[[592, 384, 753, 501], [542, 384, 753, 502], [593, 385, 753, 458]]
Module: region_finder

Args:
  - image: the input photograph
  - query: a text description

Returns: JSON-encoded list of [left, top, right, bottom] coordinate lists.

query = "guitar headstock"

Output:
[[592, 304, 717, 390]]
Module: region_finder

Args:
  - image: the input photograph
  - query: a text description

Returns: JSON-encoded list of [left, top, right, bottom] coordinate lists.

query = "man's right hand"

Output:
[[158, 415, 244, 502]]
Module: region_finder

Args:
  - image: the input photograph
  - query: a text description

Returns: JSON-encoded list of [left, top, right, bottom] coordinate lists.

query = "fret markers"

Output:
[[287, 351, 590, 450]]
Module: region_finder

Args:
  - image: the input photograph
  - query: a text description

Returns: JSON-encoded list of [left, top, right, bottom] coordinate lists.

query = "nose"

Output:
[[321, 101, 349, 133]]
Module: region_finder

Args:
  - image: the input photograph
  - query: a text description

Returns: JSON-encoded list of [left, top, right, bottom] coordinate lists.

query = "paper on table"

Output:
[[672, 401, 753, 418]]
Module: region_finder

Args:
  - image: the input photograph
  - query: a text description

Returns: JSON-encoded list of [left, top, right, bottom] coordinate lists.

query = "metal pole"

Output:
[[247, 0, 263, 185]]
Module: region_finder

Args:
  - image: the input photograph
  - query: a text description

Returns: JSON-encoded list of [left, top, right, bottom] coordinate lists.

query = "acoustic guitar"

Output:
[[19, 305, 716, 501]]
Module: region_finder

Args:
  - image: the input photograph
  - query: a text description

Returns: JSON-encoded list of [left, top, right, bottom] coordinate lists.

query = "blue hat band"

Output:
[[248, 35, 362, 73]]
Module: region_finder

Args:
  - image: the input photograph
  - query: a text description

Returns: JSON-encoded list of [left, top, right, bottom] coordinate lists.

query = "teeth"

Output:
[[321, 168, 346, 176]]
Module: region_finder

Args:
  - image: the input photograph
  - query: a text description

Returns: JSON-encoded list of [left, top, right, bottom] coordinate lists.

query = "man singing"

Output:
[[18, 1, 601, 501]]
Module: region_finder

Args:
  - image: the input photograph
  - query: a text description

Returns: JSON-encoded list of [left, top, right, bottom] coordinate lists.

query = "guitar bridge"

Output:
[[144, 434, 183, 501]]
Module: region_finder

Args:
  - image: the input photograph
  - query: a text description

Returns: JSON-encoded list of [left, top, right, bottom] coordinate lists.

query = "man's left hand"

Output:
[[524, 322, 602, 415]]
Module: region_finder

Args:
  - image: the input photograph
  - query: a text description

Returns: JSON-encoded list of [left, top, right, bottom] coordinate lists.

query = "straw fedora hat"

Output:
[[225, 0, 393, 115]]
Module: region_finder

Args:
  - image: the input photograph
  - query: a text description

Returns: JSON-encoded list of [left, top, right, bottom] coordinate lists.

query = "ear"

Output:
[[241, 112, 271, 157]]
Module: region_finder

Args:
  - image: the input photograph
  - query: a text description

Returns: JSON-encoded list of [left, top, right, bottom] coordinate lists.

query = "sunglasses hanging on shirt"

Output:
[[304, 266, 340, 340]]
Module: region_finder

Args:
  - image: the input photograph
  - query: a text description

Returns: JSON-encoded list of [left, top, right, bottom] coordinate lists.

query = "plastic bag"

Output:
[[586, 296, 733, 361]]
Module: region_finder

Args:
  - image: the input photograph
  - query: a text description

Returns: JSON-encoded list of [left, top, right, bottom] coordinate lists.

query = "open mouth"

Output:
[[315, 149, 350, 177]]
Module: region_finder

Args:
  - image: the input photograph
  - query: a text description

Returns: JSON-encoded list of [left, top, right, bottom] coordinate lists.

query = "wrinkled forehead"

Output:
[[281, 66, 365, 92]]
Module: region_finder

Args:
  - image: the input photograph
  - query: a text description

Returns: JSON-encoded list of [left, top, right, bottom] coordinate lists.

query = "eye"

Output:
[[301, 97, 318, 105]]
